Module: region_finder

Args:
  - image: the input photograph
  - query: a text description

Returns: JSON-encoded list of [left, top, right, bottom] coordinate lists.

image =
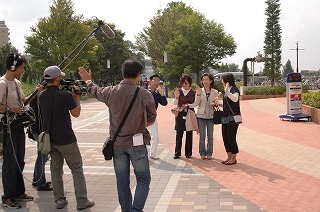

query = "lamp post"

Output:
[[164, 51, 168, 97], [107, 59, 110, 85], [290, 40, 305, 73]]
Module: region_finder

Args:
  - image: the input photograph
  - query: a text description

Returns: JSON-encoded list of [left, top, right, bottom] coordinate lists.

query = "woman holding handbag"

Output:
[[173, 74, 196, 159], [221, 73, 241, 165], [189, 73, 219, 160]]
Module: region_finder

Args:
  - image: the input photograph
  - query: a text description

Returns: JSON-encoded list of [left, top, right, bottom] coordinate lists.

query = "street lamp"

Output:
[[290, 40, 305, 73], [164, 51, 168, 97]]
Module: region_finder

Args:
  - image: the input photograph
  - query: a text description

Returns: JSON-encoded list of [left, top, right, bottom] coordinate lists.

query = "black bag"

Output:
[[176, 110, 187, 126], [11, 110, 36, 127], [102, 139, 114, 160], [213, 106, 223, 124]]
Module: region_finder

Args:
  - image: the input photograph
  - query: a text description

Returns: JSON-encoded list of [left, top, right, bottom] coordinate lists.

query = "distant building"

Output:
[[0, 20, 10, 47]]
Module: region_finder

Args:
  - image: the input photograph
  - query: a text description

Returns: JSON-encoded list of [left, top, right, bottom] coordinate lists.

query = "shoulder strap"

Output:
[[1, 80, 9, 113], [225, 97, 235, 116], [14, 80, 24, 107], [112, 87, 140, 143], [40, 91, 55, 131]]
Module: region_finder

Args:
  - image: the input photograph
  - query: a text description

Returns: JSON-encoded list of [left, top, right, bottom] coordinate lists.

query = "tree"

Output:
[[283, 59, 294, 77], [25, 0, 97, 79], [136, 1, 236, 88], [25, 0, 134, 85], [228, 63, 240, 72], [263, 0, 282, 87]]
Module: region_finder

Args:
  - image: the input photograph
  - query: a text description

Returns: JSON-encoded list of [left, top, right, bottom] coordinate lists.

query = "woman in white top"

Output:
[[189, 73, 219, 160]]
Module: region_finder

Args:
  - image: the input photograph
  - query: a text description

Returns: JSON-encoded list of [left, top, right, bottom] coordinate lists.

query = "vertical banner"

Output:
[[286, 73, 302, 114]]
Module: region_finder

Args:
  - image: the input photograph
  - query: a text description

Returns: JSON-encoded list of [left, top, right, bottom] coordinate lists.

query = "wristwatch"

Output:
[[85, 80, 93, 87]]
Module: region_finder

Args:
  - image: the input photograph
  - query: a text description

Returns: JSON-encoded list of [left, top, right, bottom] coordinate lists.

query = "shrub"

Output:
[[243, 85, 286, 95], [302, 91, 320, 108]]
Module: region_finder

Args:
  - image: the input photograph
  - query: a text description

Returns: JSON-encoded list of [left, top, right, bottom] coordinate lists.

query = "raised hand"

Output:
[[157, 85, 165, 96], [174, 87, 180, 99], [195, 85, 202, 96]]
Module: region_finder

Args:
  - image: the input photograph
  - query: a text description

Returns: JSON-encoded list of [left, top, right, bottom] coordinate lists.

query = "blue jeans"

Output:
[[2, 125, 26, 201], [113, 145, 151, 212], [197, 118, 214, 156], [32, 133, 49, 187]]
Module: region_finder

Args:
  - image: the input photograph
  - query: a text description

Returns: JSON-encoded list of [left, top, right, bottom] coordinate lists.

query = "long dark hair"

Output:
[[221, 73, 236, 86]]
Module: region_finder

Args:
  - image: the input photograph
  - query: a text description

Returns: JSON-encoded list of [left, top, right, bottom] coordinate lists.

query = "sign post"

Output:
[[279, 73, 311, 121]]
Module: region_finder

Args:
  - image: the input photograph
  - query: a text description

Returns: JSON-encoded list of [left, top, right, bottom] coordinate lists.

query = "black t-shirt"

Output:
[[223, 86, 241, 116], [39, 86, 77, 145]]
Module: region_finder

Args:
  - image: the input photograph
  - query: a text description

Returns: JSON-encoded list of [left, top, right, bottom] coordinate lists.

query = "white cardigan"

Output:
[[189, 88, 219, 115]]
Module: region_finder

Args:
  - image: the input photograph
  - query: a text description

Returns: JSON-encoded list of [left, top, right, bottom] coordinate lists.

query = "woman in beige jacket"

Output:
[[189, 73, 219, 160]]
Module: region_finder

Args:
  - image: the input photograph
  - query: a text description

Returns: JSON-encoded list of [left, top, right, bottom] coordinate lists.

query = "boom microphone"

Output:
[[98, 20, 115, 39]]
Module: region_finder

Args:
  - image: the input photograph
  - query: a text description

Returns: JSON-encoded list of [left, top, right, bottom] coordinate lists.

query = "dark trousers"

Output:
[[175, 130, 193, 157], [2, 126, 26, 201], [32, 133, 49, 187], [222, 122, 239, 154]]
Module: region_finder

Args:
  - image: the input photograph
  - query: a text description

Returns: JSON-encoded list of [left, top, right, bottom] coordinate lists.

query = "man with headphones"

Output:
[[0, 53, 42, 209]]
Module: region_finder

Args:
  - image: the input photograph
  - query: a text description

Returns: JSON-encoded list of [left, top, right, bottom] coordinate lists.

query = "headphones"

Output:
[[10, 54, 21, 72]]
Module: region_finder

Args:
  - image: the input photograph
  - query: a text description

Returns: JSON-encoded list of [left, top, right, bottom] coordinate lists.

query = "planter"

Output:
[[302, 105, 320, 124], [240, 94, 286, 100]]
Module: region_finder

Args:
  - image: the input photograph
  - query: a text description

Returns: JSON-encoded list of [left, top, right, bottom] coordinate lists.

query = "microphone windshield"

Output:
[[99, 21, 115, 39]]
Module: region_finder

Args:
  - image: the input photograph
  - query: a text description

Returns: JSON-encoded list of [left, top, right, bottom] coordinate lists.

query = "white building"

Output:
[[0, 20, 10, 47]]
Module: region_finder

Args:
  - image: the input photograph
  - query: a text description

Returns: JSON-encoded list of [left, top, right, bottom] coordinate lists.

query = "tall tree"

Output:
[[283, 59, 294, 77], [25, 0, 96, 79], [136, 1, 236, 88], [263, 0, 282, 87]]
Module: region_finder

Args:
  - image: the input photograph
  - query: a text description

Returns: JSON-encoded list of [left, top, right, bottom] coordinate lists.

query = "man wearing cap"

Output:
[[38, 65, 94, 210], [0, 54, 42, 209]]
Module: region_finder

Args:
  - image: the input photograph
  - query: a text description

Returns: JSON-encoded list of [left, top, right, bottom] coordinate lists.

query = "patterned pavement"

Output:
[[0, 97, 319, 212]]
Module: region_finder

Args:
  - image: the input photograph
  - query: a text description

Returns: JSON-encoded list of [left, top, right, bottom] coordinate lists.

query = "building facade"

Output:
[[0, 21, 10, 47]]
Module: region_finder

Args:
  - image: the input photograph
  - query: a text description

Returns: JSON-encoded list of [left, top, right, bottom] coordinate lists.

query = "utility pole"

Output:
[[290, 40, 305, 73]]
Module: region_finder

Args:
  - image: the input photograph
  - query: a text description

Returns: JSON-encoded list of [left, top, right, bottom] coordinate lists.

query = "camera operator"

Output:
[[38, 66, 94, 210], [0, 53, 42, 209]]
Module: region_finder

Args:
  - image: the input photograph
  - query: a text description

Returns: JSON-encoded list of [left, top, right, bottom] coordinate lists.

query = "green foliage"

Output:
[[23, 0, 134, 86], [263, 0, 282, 86], [243, 85, 286, 95], [213, 81, 224, 93], [283, 59, 294, 77], [302, 91, 320, 108], [0, 44, 19, 75], [136, 1, 236, 88], [25, 0, 96, 77]]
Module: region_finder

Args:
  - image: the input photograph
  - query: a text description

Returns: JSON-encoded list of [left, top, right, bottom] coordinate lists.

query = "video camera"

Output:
[[60, 79, 87, 96]]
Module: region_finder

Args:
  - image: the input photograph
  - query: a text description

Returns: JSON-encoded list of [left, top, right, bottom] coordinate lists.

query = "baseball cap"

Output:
[[43, 66, 66, 79]]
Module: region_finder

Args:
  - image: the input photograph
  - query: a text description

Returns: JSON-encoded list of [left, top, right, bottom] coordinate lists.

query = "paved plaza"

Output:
[[0, 97, 319, 212]]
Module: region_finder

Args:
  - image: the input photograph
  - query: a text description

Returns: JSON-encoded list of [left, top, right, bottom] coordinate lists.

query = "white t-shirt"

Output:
[[0, 76, 25, 109]]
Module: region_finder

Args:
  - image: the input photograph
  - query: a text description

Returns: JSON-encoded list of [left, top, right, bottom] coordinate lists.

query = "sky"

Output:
[[1, 0, 320, 72]]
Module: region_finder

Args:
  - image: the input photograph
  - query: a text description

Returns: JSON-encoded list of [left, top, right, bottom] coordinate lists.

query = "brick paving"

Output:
[[0, 97, 319, 211]]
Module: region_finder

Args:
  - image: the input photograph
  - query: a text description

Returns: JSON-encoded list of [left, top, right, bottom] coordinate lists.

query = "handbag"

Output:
[[171, 107, 182, 117], [38, 131, 50, 154], [38, 92, 55, 154], [102, 87, 140, 160], [213, 106, 223, 125], [186, 109, 198, 131], [225, 97, 242, 124]]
